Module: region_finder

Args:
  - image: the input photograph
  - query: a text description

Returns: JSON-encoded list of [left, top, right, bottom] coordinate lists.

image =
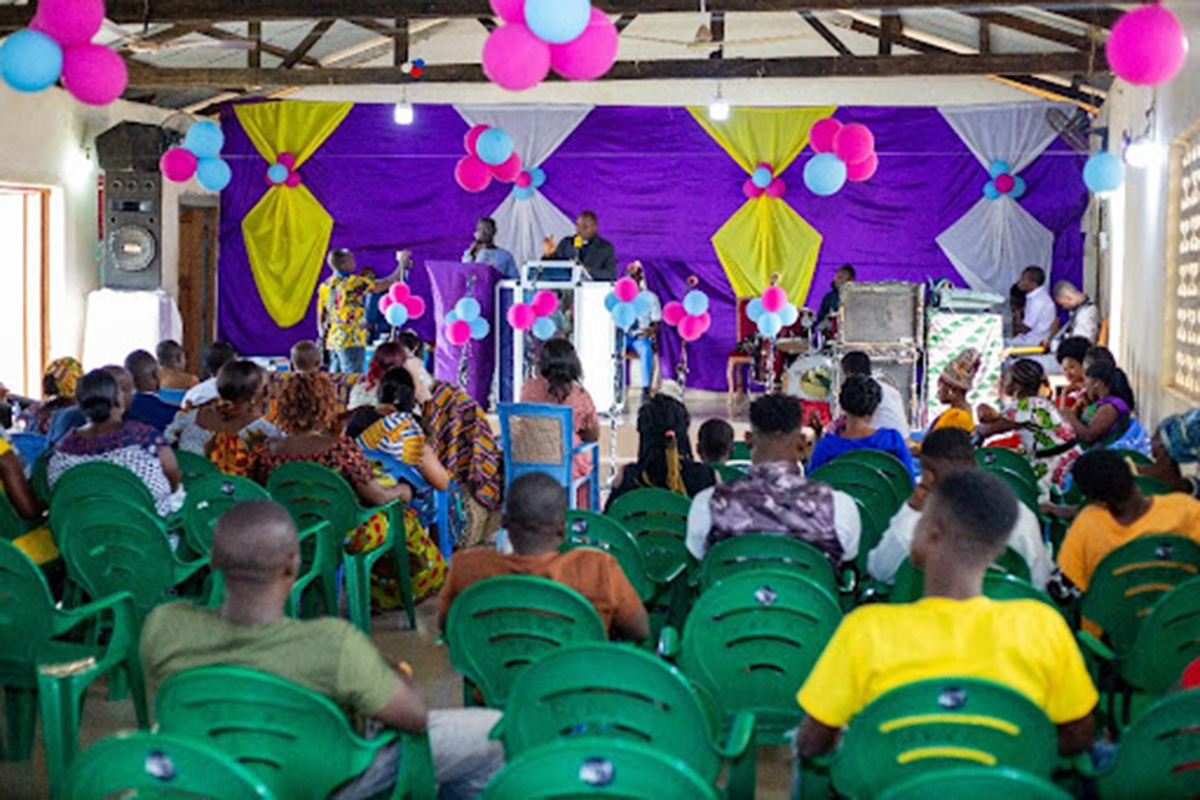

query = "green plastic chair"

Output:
[[663, 569, 842, 743], [834, 449, 914, 503], [0, 540, 148, 797], [491, 642, 756, 796], [606, 488, 692, 527], [1098, 690, 1200, 799], [563, 511, 654, 602], [810, 461, 905, 518], [1111, 449, 1153, 467], [63, 731, 275, 799], [889, 552, 1035, 605], [266, 461, 415, 631], [730, 441, 751, 462], [444, 576, 607, 709], [155, 666, 436, 800], [1079, 534, 1200, 654], [482, 736, 718, 800], [878, 766, 1071, 800], [181, 474, 271, 556], [173, 449, 221, 485], [827, 678, 1058, 798], [50, 462, 162, 521], [976, 448, 1039, 492], [714, 463, 746, 484], [30, 450, 51, 505], [697, 533, 838, 598], [605, 489, 695, 633], [1134, 474, 1176, 497]]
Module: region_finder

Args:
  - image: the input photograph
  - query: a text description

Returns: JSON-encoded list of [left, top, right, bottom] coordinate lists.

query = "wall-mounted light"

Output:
[[1122, 91, 1160, 169], [709, 84, 730, 122]]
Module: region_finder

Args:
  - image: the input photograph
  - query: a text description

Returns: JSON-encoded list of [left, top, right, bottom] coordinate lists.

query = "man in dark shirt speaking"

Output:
[[543, 210, 618, 282]]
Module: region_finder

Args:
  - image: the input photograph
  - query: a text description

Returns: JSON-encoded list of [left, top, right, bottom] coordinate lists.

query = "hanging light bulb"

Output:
[[394, 87, 414, 125], [709, 84, 730, 122], [1123, 136, 1160, 169]]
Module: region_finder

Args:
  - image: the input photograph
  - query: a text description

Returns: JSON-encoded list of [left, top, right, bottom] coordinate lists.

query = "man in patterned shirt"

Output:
[[318, 248, 409, 374]]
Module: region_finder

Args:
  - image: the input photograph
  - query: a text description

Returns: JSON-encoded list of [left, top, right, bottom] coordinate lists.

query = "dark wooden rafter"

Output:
[[393, 18, 409, 67], [709, 11, 725, 60], [978, 17, 990, 54], [280, 19, 334, 69], [193, 25, 320, 66], [615, 14, 638, 33], [879, 13, 903, 56], [966, 11, 1097, 51], [247, 21, 262, 68], [799, 11, 852, 58]]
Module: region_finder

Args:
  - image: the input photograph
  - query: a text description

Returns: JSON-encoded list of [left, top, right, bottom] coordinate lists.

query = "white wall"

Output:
[[1103, 0, 1200, 427]]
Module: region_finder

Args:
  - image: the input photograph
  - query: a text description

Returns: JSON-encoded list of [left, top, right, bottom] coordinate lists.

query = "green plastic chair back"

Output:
[[1081, 534, 1200, 653], [834, 449, 914, 504], [1099, 690, 1200, 799], [181, 474, 271, 556], [1112, 449, 1153, 467], [30, 450, 51, 505], [810, 461, 904, 518], [697, 534, 838, 597], [878, 766, 1071, 800], [678, 569, 841, 743], [1120, 578, 1200, 694], [831, 677, 1058, 798], [730, 441, 751, 462], [975, 448, 1039, 492], [889, 552, 1034, 605], [174, 449, 221, 486], [50, 462, 160, 518], [155, 666, 435, 800], [63, 732, 275, 799], [563, 511, 654, 601], [606, 488, 692, 526], [1134, 474, 1176, 497], [714, 464, 746, 484], [482, 736, 718, 800], [444, 576, 607, 709], [0, 490, 36, 541]]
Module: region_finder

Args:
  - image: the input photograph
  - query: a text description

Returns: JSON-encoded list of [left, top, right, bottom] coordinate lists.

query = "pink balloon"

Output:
[[34, 0, 105, 45], [995, 173, 1016, 194], [284, 172, 302, 188], [61, 44, 128, 106], [455, 155, 494, 193], [160, 148, 198, 183], [846, 152, 879, 183], [550, 9, 619, 81], [277, 152, 297, 169], [492, 151, 523, 183], [483, 24, 552, 91], [1107, 5, 1189, 87], [765, 178, 787, 199], [515, 171, 533, 189], [489, 0, 525, 24], [531, 290, 559, 317], [762, 286, 788, 314], [464, 125, 490, 155], [389, 283, 411, 304], [833, 123, 875, 166], [404, 296, 427, 320], [809, 118, 843, 154], [447, 320, 472, 347], [614, 277, 639, 303], [743, 179, 765, 200], [679, 315, 704, 342], [379, 295, 395, 314], [696, 312, 712, 334], [662, 301, 685, 327], [508, 303, 536, 330]]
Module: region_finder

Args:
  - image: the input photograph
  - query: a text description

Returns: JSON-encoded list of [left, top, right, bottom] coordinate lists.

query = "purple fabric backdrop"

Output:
[[218, 102, 1087, 391], [423, 260, 498, 405]]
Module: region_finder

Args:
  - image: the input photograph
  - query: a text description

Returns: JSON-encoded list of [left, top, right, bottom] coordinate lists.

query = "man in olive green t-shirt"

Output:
[[141, 501, 504, 799]]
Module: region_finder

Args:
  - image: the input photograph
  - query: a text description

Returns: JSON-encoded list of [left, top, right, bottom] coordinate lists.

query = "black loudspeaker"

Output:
[[95, 122, 169, 172], [96, 123, 168, 291]]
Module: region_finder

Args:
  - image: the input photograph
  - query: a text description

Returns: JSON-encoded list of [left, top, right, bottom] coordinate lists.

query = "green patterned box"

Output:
[[924, 312, 1004, 428]]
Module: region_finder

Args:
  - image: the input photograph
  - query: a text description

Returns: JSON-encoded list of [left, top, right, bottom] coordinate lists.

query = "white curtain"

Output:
[[936, 102, 1071, 295], [455, 105, 593, 267]]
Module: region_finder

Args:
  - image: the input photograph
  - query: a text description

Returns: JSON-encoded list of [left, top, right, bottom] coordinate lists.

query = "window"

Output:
[[0, 186, 50, 398], [1167, 123, 1200, 399]]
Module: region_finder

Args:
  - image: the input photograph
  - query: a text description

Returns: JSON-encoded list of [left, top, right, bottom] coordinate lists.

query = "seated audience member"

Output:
[[1055, 336, 1092, 411], [156, 340, 198, 391], [1049, 281, 1100, 351], [1140, 410, 1200, 496], [183, 341, 239, 409], [1058, 450, 1200, 596], [439, 472, 649, 642], [925, 348, 980, 437], [348, 342, 407, 410], [48, 368, 184, 517], [1008, 266, 1055, 348], [290, 340, 324, 374], [869, 429, 1053, 588], [839, 351, 910, 438], [977, 359, 1081, 497], [0, 432, 41, 521], [687, 393, 861, 567], [607, 388, 716, 505], [396, 331, 435, 400], [22, 357, 83, 435], [140, 501, 503, 798], [47, 364, 128, 446], [809, 376, 916, 479], [124, 350, 180, 433], [166, 361, 280, 477], [1007, 282, 1026, 341], [350, 367, 451, 493], [697, 418, 735, 466], [797, 470, 1097, 760], [1062, 359, 1150, 453]]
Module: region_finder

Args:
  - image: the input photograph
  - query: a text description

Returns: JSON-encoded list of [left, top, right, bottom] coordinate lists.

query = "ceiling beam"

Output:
[[193, 25, 321, 66], [965, 11, 1098, 51], [279, 19, 334, 68], [799, 11, 852, 57]]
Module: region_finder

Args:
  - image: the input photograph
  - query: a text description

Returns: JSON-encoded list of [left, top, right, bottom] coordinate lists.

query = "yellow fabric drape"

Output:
[[236, 101, 353, 328], [689, 106, 836, 303]]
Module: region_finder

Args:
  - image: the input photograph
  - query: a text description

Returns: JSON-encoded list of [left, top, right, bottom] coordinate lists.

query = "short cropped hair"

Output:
[[1073, 449, 1135, 506], [840, 375, 882, 418], [156, 340, 186, 370], [698, 419, 735, 463], [1022, 266, 1046, 287], [749, 393, 804, 438], [840, 351, 872, 378], [919, 428, 975, 468], [505, 472, 567, 550], [928, 470, 1019, 557]]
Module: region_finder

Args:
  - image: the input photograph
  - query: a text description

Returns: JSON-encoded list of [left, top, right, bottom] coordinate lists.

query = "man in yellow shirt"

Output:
[[1059, 449, 1200, 592], [797, 470, 1097, 760], [318, 249, 408, 374]]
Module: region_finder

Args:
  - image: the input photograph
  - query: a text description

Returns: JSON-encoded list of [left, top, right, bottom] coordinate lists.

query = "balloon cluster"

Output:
[[604, 276, 657, 332], [1106, 4, 1188, 87], [748, 286, 799, 340], [265, 152, 302, 188], [805, 118, 879, 197], [663, 289, 712, 343], [483, 0, 619, 92], [456, 124, 523, 193], [513, 166, 548, 201], [445, 297, 491, 347], [378, 283, 427, 329], [159, 121, 233, 192], [982, 160, 1027, 201], [743, 162, 787, 200], [0, 0, 127, 106], [508, 289, 560, 341], [1083, 152, 1125, 196], [400, 58, 426, 79]]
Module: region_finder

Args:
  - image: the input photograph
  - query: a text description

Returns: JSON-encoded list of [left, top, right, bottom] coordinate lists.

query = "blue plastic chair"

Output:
[[158, 389, 187, 406], [498, 403, 599, 511], [362, 446, 456, 560], [9, 432, 48, 467]]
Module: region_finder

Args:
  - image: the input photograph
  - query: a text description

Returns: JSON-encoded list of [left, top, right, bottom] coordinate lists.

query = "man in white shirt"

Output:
[[839, 352, 910, 438], [868, 427, 1054, 588], [1049, 281, 1100, 350], [182, 341, 238, 408], [1008, 266, 1056, 348]]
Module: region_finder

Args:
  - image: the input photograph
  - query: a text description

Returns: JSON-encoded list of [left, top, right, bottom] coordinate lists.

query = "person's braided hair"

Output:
[[1008, 358, 1045, 394], [276, 371, 338, 434]]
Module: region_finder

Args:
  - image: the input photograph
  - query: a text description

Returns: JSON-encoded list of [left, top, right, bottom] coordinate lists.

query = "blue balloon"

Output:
[[604, 292, 619, 312], [633, 292, 653, 318], [470, 317, 491, 340], [532, 316, 557, 341], [196, 157, 232, 192], [0, 30, 62, 94], [185, 121, 225, 159], [386, 304, 409, 328], [446, 310, 461, 325], [804, 153, 847, 197], [266, 163, 288, 184], [779, 303, 800, 327], [751, 166, 773, 189], [475, 128, 514, 167], [983, 180, 1001, 200], [528, 167, 547, 188], [683, 290, 710, 316], [758, 312, 783, 339], [989, 160, 1012, 179], [612, 303, 637, 331], [746, 297, 765, 322], [1084, 151, 1124, 194], [1011, 176, 1027, 200], [513, 186, 535, 201], [455, 297, 481, 322], [525, 0, 591, 44]]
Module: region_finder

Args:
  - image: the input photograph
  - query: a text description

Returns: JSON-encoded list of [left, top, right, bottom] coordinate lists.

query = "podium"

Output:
[[496, 263, 618, 413]]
